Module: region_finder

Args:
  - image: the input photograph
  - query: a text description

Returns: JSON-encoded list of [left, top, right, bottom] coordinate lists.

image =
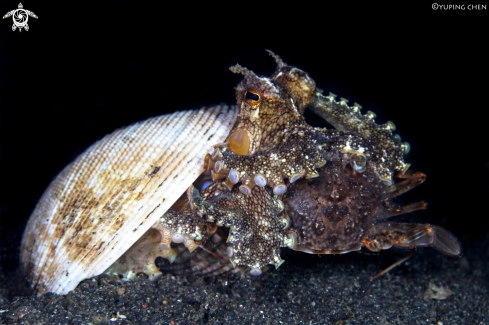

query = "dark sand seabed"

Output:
[[1, 224, 488, 324]]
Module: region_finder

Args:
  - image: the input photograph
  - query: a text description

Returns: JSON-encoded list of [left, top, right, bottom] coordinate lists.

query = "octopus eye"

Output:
[[350, 152, 367, 173], [243, 87, 262, 109], [245, 91, 259, 101]]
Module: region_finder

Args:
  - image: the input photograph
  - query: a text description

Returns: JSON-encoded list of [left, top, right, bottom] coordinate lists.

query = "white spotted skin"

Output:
[[20, 105, 238, 296]]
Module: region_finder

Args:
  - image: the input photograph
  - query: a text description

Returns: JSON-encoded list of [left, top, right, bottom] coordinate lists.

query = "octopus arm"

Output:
[[312, 129, 402, 185], [308, 93, 410, 183], [212, 129, 328, 193], [189, 183, 289, 271]]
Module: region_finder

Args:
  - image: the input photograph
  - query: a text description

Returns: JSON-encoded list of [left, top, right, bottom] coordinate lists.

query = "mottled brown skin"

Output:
[[227, 51, 316, 153], [284, 154, 462, 259], [283, 154, 385, 253], [189, 181, 288, 271], [309, 92, 411, 184]]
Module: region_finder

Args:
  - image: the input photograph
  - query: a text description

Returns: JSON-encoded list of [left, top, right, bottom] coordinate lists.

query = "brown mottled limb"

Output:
[[387, 171, 426, 198], [158, 208, 206, 242], [363, 222, 462, 257], [380, 200, 428, 218], [309, 92, 410, 180], [188, 183, 289, 272], [312, 127, 404, 185], [206, 132, 326, 195], [375, 171, 428, 219], [188, 183, 245, 227]]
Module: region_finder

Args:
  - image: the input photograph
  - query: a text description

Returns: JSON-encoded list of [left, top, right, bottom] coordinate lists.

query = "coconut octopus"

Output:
[[106, 51, 461, 281]]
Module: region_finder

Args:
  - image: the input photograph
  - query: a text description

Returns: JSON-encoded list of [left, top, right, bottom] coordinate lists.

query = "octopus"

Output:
[[106, 51, 461, 280]]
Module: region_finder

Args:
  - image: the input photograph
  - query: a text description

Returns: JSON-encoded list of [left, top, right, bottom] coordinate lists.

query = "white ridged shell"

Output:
[[20, 105, 238, 295]]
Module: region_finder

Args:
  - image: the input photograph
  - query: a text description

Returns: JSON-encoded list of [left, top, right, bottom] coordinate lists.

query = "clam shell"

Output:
[[20, 105, 238, 295]]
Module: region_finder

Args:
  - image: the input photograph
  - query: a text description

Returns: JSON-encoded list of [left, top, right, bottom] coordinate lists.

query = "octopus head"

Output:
[[227, 50, 316, 155]]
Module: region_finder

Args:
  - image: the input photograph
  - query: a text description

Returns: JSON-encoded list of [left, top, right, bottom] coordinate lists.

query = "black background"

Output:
[[0, 1, 487, 274]]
